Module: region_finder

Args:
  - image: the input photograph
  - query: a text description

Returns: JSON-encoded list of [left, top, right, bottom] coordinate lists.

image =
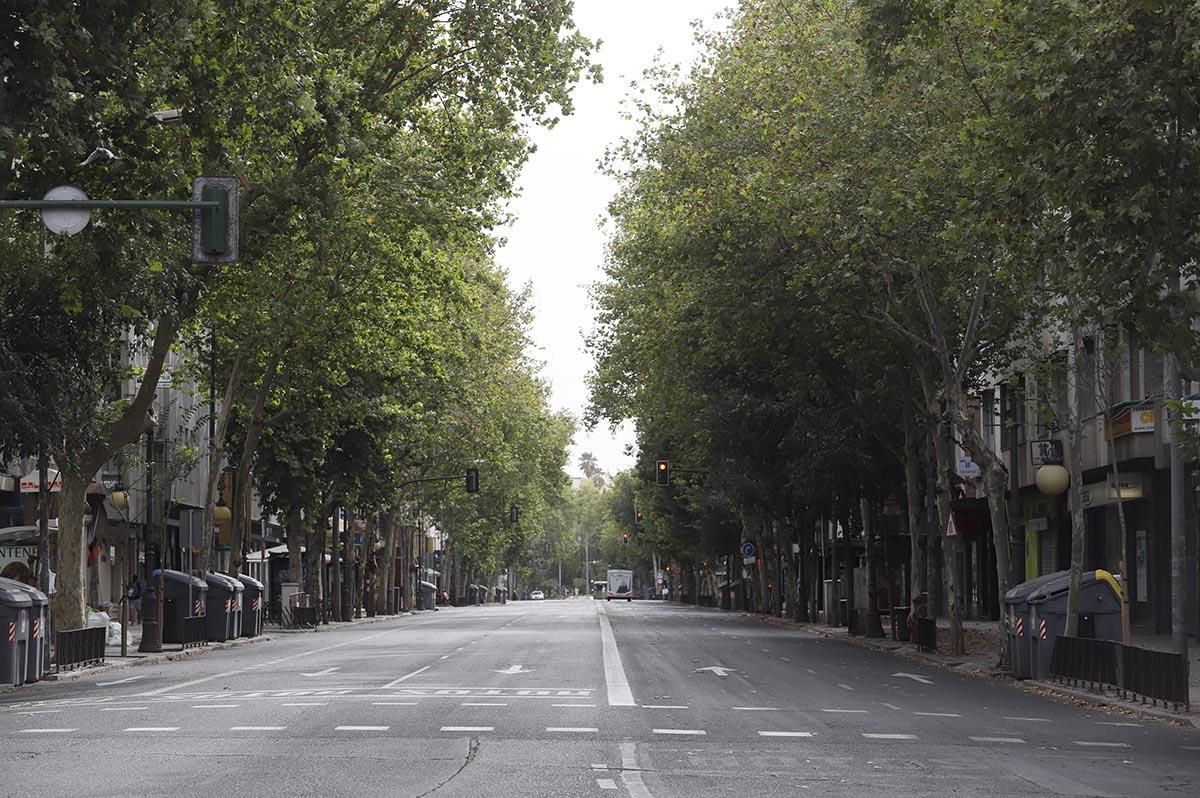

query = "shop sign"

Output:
[[1081, 473, 1144, 508]]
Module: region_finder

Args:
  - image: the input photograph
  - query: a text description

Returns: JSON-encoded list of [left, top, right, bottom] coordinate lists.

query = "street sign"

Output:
[[191, 176, 239, 263], [945, 509, 959, 538], [740, 542, 756, 558], [1030, 439, 1063, 466]]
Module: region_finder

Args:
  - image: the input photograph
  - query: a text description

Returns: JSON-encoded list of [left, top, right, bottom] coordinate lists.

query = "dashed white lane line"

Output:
[[596, 779, 618, 790], [642, 705, 688, 709], [1096, 721, 1141, 727], [881, 703, 902, 711], [837, 683, 855, 691], [441, 726, 494, 732], [822, 709, 869, 714], [862, 733, 918, 740], [17, 728, 76, 734], [372, 702, 419, 706], [192, 704, 238, 709], [1004, 716, 1050, 722], [231, 726, 286, 731], [620, 740, 654, 798], [16, 710, 60, 715], [281, 702, 327, 707], [970, 736, 1025, 744], [382, 665, 430, 689], [653, 728, 706, 736], [552, 703, 596, 708], [1074, 741, 1130, 748], [462, 702, 507, 707], [102, 707, 147, 712], [1182, 746, 1200, 751], [780, 657, 791, 663], [547, 727, 599, 733], [759, 731, 814, 737], [337, 726, 389, 731], [125, 727, 179, 732], [915, 712, 959, 717], [733, 707, 779, 711]]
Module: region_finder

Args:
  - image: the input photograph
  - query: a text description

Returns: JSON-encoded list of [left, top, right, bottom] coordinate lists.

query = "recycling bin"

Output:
[[237, 574, 265, 637], [474, 585, 486, 605], [204, 572, 239, 642], [152, 569, 207, 644], [418, 580, 437, 610], [0, 577, 49, 683], [1027, 569, 1124, 679], [495, 586, 508, 605], [225, 574, 244, 638], [0, 580, 32, 687], [1004, 571, 1065, 679]]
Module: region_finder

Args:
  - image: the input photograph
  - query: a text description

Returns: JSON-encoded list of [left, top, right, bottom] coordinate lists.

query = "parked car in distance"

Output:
[[530, 590, 545, 600]]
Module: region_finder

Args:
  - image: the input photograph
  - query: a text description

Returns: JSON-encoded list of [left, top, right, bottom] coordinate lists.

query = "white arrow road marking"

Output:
[[493, 665, 532, 674], [302, 667, 340, 678], [696, 666, 736, 677], [96, 675, 146, 686], [892, 672, 934, 685]]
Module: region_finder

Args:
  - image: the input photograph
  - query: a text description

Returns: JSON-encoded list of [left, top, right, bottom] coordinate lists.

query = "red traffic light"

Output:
[[655, 459, 670, 486]]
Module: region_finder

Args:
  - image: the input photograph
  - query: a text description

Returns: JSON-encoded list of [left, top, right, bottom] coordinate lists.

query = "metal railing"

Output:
[[1049, 635, 1190, 711], [55, 626, 106, 673], [182, 615, 207, 649]]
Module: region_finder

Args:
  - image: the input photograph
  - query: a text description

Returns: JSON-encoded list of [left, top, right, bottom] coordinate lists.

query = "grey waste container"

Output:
[[0, 580, 32, 687], [225, 574, 244, 638], [495, 586, 508, 605], [1027, 569, 1123, 679], [0, 577, 49, 683], [1004, 571, 1066, 679], [237, 575, 264, 637], [418, 581, 437, 611], [204, 572, 239, 642], [474, 585, 486, 605], [152, 569, 207, 644]]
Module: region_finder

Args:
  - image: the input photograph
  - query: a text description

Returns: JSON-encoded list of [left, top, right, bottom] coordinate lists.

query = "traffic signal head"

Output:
[[655, 459, 670, 486], [623, 532, 629, 544], [635, 510, 644, 525], [465, 468, 480, 493]]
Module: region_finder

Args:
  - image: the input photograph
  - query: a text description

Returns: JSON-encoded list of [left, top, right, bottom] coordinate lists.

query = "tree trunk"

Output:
[[50, 474, 90, 631], [862, 496, 883, 637], [904, 403, 925, 640], [934, 413, 964, 654], [202, 355, 242, 576], [1065, 326, 1086, 637], [381, 508, 397, 614], [286, 510, 303, 595]]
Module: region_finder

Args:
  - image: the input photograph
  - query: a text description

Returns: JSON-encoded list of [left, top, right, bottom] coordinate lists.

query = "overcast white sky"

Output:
[[497, 1, 732, 479]]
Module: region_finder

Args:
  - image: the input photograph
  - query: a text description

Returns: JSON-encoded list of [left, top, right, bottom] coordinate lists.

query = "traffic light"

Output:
[[465, 468, 480, 493], [509, 504, 519, 524], [655, 459, 670, 486], [634, 509, 644, 526], [622, 532, 629, 544]]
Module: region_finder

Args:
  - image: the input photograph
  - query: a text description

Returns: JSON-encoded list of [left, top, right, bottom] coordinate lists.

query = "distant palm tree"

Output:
[[579, 452, 598, 479]]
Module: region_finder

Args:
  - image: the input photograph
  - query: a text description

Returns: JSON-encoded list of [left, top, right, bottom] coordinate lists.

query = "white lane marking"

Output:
[[732, 707, 779, 711], [125, 727, 179, 732], [862, 733, 917, 740], [1096, 721, 1141, 727], [191, 704, 238, 709], [282, 703, 327, 707], [138, 627, 398, 696], [805, 668, 816, 674], [440, 655, 451, 660], [881, 703, 902, 711], [231, 726, 286, 731], [642, 705, 688, 709], [597, 779, 618, 790], [494, 665, 532, 674], [1181, 746, 1200, 751], [553, 703, 596, 708], [598, 605, 636, 707], [759, 731, 814, 737], [1074, 741, 1130, 748], [382, 665, 430, 689], [591, 764, 609, 770], [653, 728, 706, 735], [441, 726, 493, 732], [372, 702, 419, 706], [970, 736, 1025, 744], [620, 740, 654, 798], [914, 712, 960, 717], [462, 702, 507, 707], [547, 727, 599, 733], [17, 728, 76, 734], [780, 657, 791, 663], [17, 710, 61, 715], [837, 683, 854, 691], [102, 707, 148, 712], [336, 726, 389, 731], [96, 675, 146, 686], [892, 672, 933, 685], [822, 709, 868, 714], [697, 665, 736, 677], [301, 667, 340, 678], [1004, 716, 1050, 722]]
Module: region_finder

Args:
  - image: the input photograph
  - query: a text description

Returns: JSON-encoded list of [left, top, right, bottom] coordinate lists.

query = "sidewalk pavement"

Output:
[[763, 615, 1200, 728]]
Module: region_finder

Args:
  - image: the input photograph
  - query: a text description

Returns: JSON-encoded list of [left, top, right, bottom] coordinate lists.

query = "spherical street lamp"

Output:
[[1035, 463, 1070, 496]]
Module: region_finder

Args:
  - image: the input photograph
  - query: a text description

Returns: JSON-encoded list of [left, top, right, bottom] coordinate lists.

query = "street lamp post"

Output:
[[138, 420, 163, 653]]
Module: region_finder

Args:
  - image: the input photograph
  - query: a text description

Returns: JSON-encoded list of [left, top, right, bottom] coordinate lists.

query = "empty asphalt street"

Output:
[[3, 600, 1197, 797]]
